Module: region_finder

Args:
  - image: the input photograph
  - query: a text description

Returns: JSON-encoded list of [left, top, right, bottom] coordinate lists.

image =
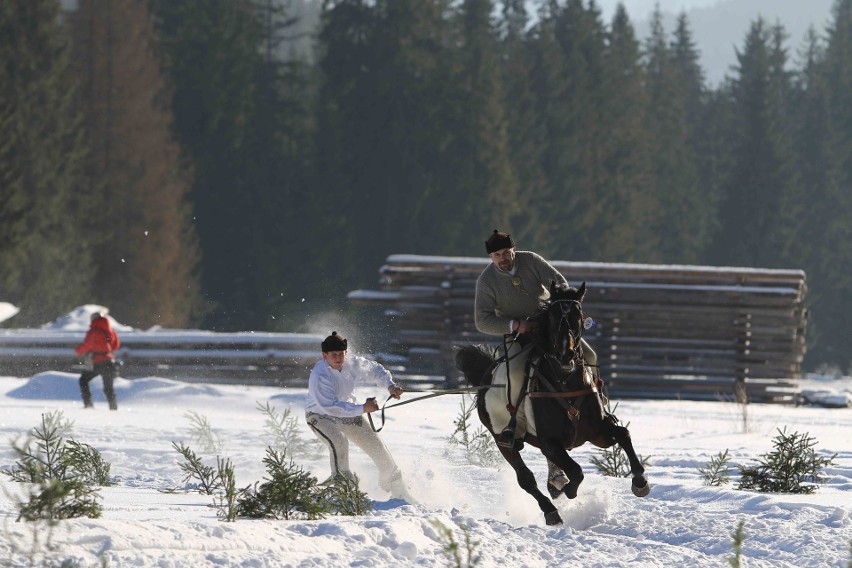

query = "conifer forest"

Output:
[[1, 0, 850, 371]]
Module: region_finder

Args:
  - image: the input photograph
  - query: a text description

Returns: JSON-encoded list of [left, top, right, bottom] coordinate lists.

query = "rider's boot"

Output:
[[497, 427, 515, 449], [497, 416, 517, 449]]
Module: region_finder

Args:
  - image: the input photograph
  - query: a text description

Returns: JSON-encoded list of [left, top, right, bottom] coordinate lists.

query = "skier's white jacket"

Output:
[[305, 355, 395, 418]]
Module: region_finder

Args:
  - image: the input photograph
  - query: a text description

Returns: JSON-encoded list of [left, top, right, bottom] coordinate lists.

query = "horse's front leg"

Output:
[[539, 439, 585, 499], [605, 422, 650, 497], [497, 444, 563, 525]]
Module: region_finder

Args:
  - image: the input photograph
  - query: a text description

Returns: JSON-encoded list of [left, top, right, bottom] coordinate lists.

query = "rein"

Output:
[[528, 388, 595, 399], [366, 384, 505, 432]]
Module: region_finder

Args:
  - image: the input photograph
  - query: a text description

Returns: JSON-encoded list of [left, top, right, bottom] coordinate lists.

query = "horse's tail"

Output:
[[453, 344, 497, 387]]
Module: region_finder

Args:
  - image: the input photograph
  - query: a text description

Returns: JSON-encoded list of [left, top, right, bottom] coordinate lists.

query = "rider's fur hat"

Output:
[[485, 229, 515, 254], [322, 331, 348, 352]]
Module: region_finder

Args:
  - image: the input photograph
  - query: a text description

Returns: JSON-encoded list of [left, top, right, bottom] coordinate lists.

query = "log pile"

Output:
[[348, 255, 808, 403]]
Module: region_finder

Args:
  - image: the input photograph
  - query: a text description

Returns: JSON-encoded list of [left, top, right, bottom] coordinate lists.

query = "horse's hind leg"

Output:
[[603, 422, 650, 497], [499, 446, 563, 526]]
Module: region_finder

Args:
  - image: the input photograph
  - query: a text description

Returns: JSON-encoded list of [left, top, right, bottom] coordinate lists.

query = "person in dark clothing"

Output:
[[75, 311, 121, 410]]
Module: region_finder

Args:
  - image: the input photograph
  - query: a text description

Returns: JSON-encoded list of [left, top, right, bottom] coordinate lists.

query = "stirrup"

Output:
[[496, 428, 515, 449]]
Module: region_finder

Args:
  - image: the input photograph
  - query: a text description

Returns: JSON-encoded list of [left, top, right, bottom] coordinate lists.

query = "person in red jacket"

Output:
[[75, 310, 121, 410]]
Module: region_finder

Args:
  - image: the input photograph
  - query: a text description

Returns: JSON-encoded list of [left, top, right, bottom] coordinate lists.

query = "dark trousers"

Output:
[[80, 361, 118, 410]]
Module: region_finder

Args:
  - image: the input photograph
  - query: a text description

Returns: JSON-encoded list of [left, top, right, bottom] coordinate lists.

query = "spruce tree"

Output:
[[540, 0, 610, 261], [0, 0, 94, 325], [153, 0, 314, 330], [499, 0, 554, 253], [644, 9, 708, 263], [798, 0, 852, 369], [68, 0, 204, 328], [597, 5, 657, 262], [526, 3, 574, 255], [315, 0, 458, 286], [447, 0, 519, 250], [713, 19, 799, 268]]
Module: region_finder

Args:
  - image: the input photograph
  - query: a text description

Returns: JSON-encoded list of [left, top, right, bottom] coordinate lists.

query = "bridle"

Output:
[[544, 298, 585, 368], [528, 295, 599, 437]]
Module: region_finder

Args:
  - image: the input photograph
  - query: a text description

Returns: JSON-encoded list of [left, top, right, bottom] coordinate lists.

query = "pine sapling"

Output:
[[429, 519, 481, 568], [172, 441, 221, 494], [591, 420, 650, 477], [213, 457, 238, 522], [737, 428, 836, 493], [323, 471, 373, 516], [16, 477, 101, 521], [62, 440, 112, 486], [183, 411, 223, 453], [728, 519, 745, 567], [3, 412, 104, 521], [591, 445, 630, 477], [699, 449, 732, 486], [256, 401, 320, 458], [237, 447, 330, 520], [447, 399, 500, 467], [4, 412, 71, 482]]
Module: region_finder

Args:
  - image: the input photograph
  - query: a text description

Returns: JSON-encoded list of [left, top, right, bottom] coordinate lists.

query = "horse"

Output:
[[454, 282, 650, 525]]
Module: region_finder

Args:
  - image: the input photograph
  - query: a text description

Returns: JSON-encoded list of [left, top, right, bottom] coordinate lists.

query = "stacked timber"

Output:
[[348, 255, 808, 403]]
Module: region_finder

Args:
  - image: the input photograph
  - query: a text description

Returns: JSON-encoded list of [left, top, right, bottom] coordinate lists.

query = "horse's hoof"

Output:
[[544, 510, 563, 526], [563, 476, 583, 499], [632, 477, 650, 497], [548, 473, 568, 498]]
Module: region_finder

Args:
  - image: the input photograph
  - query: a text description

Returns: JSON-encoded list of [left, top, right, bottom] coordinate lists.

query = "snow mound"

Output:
[[0, 302, 19, 324], [41, 304, 134, 332], [5, 371, 226, 402]]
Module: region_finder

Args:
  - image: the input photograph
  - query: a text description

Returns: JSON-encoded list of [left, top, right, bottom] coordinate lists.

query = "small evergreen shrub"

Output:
[[447, 399, 500, 467], [172, 441, 222, 494], [323, 471, 373, 516], [3, 411, 106, 521], [429, 519, 481, 568], [213, 457, 238, 522], [591, 445, 630, 477], [729, 519, 745, 568], [170, 443, 372, 521], [237, 447, 332, 520], [590, 434, 650, 478], [737, 428, 836, 493], [63, 440, 112, 487], [183, 411, 223, 454], [15, 477, 102, 522], [699, 449, 732, 486], [256, 401, 321, 458]]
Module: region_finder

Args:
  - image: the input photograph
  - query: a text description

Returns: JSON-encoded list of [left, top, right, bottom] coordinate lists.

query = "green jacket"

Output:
[[474, 251, 568, 335]]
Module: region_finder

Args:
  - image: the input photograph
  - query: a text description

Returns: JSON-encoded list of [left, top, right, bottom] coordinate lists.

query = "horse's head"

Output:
[[538, 281, 587, 368]]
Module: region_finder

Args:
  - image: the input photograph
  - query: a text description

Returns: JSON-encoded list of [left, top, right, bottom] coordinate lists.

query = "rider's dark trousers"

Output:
[[80, 360, 118, 410]]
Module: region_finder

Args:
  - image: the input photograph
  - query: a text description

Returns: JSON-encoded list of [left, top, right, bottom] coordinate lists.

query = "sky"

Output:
[[596, 0, 836, 85], [594, 0, 719, 19], [0, 308, 850, 567]]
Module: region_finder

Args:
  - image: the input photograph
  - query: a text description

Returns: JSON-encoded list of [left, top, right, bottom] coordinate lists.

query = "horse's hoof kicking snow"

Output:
[[544, 510, 563, 526]]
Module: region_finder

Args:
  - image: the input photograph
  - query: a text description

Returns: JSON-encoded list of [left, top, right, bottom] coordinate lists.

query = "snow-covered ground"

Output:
[[0, 370, 850, 567]]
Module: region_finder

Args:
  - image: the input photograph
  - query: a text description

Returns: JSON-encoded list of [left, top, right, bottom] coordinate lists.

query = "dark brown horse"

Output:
[[454, 282, 650, 525]]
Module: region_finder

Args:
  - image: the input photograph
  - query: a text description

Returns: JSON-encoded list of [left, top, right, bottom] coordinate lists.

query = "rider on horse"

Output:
[[474, 230, 600, 449]]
